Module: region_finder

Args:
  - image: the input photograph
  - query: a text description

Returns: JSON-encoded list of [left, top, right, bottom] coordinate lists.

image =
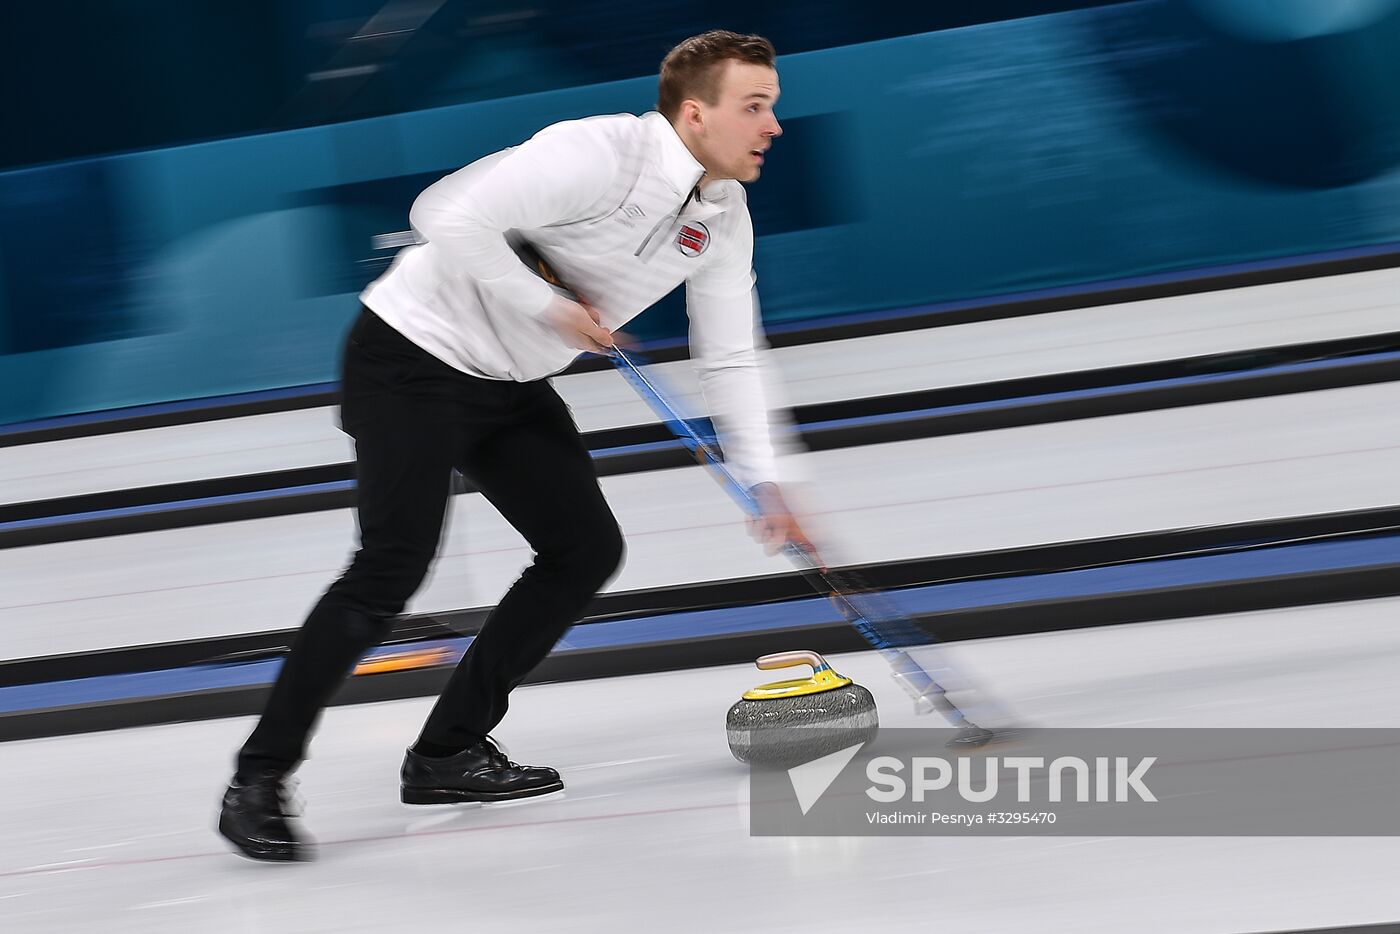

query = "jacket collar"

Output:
[[644, 111, 712, 199]]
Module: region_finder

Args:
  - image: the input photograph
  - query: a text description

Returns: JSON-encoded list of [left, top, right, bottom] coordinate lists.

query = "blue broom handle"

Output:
[[607, 346, 965, 722]]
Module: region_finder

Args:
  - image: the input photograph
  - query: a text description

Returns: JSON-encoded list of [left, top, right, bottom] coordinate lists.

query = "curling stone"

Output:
[[726, 651, 878, 767]]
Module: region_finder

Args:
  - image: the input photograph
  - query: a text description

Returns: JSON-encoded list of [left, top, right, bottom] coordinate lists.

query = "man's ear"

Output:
[[681, 99, 705, 133]]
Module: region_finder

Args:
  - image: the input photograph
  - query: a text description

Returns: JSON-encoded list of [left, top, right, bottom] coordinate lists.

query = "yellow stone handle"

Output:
[[756, 651, 829, 673], [742, 651, 851, 700]]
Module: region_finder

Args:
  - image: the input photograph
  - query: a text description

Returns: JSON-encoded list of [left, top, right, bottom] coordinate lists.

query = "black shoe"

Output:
[[401, 736, 564, 805], [218, 771, 315, 862]]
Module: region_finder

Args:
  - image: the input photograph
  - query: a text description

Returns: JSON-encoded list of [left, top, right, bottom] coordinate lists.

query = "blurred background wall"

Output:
[[2, 0, 1399, 425]]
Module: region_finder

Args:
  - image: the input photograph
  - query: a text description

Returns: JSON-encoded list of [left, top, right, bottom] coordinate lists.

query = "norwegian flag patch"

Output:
[[675, 222, 710, 257]]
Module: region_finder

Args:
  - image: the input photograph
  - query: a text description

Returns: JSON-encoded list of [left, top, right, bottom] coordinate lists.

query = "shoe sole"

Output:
[[400, 779, 565, 805], [218, 815, 312, 863]]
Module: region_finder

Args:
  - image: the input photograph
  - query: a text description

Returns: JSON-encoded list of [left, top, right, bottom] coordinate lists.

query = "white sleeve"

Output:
[[685, 204, 786, 489], [409, 123, 618, 319]]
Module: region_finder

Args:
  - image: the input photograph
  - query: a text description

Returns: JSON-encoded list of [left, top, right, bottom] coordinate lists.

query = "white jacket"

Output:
[[361, 111, 783, 487]]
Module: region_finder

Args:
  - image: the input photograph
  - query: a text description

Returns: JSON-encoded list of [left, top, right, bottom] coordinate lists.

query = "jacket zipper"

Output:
[[634, 183, 701, 261]]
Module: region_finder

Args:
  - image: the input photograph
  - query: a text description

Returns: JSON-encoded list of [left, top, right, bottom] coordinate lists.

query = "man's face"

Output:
[[693, 61, 782, 183]]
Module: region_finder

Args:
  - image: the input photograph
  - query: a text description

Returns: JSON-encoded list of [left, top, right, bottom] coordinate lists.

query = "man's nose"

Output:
[[766, 117, 782, 138]]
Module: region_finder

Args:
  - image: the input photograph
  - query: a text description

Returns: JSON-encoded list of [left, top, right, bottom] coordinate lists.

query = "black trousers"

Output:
[[236, 308, 625, 778]]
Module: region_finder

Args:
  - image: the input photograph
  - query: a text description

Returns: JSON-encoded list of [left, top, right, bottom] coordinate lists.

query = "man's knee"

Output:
[[331, 543, 436, 617], [592, 520, 626, 584], [544, 515, 625, 589]]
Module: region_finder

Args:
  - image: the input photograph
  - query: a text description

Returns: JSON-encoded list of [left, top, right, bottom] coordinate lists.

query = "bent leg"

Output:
[[237, 318, 460, 778], [416, 383, 625, 750]]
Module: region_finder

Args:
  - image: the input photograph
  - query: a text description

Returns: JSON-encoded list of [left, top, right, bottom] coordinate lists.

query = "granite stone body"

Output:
[[726, 683, 879, 767]]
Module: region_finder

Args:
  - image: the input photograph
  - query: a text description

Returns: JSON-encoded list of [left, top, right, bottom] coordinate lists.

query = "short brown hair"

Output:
[[658, 30, 777, 121]]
